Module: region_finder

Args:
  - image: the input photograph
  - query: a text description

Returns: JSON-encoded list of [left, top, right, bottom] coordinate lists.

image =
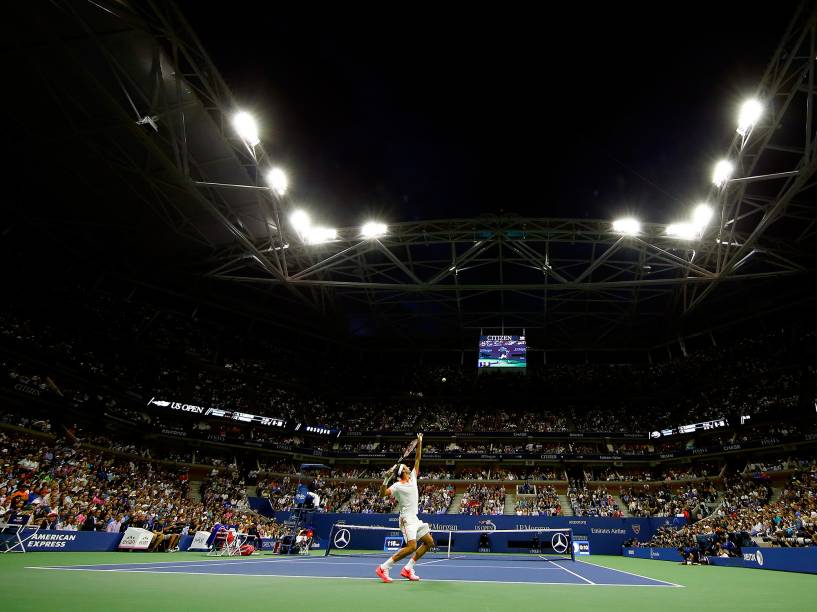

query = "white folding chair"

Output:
[[207, 528, 245, 556]]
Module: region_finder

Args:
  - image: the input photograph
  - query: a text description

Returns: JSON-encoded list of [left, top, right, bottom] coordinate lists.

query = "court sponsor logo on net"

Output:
[[551, 532, 570, 554], [333, 528, 351, 549]]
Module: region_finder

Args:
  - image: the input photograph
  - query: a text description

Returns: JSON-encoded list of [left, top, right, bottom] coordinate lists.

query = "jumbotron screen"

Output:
[[478, 335, 527, 368]]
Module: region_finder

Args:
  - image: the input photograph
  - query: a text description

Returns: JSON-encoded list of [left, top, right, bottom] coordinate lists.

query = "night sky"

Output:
[[181, 3, 799, 229]]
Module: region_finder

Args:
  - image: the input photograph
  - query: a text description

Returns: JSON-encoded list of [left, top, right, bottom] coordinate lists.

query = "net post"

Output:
[[447, 529, 452, 559], [569, 528, 575, 562], [324, 523, 337, 557]]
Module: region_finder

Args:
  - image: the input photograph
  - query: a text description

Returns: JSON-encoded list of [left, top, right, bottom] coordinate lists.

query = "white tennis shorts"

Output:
[[400, 516, 430, 542]]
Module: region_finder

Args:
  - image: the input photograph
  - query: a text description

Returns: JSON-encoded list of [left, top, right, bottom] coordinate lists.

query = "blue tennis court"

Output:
[[26, 555, 682, 587]]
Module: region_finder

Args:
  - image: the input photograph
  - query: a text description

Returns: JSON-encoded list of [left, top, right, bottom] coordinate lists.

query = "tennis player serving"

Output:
[[376, 433, 433, 582]]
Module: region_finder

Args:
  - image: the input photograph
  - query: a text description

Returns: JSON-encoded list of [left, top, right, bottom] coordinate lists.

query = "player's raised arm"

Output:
[[414, 433, 423, 476], [380, 465, 396, 497]]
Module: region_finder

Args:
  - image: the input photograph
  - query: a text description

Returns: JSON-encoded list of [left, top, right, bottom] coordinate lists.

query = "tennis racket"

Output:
[[392, 435, 421, 479]]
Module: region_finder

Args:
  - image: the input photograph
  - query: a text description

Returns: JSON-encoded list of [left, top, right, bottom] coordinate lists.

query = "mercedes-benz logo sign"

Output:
[[333, 528, 351, 549], [551, 532, 569, 554], [756, 550, 764, 566]]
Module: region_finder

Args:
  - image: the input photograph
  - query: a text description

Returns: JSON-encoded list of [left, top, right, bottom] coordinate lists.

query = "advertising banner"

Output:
[[711, 547, 817, 574], [118, 527, 154, 550], [6, 529, 122, 552], [622, 547, 681, 561], [187, 530, 212, 551], [623, 546, 817, 574]]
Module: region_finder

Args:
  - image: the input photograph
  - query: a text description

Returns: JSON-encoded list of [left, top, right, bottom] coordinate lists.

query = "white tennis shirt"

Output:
[[388, 468, 419, 520]]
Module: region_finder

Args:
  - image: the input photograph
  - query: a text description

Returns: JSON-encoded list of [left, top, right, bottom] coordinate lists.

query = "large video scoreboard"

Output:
[[478, 335, 527, 369]]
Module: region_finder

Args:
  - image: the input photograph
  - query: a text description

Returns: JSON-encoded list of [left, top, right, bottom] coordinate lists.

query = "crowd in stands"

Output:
[[621, 482, 719, 519], [200, 472, 250, 516], [470, 410, 568, 432], [614, 443, 652, 456], [2, 288, 815, 441], [568, 481, 623, 517], [1, 287, 816, 539], [490, 467, 561, 481], [459, 484, 506, 515], [514, 485, 561, 516], [718, 476, 772, 516], [418, 484, 454, 514], [346, 485, 396, 513], [571, 409, 629, 433], [256, 464, 561, 483], [788, 456, 817, 470], [2, 406, 815, 531], [661, 464, 721, 480], [587, 464, 722, 483], [588, 468, 654, 482], [41, 391, 805, 459], [0, 426, 279, 545], [644, 466, 816, 553]]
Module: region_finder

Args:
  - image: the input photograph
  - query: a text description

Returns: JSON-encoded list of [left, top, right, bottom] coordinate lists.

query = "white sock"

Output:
[[380, 558, 395, 570], [405, 558, 416, 570]]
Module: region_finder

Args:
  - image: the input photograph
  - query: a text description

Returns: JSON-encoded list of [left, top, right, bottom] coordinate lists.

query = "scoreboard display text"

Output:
[[478, 335, 527, 369]]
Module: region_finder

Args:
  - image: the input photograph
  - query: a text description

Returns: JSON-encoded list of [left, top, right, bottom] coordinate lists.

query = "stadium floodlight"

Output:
[[306, 226, 337, 244], [232, 111, 260, 146], [361, 221, 387, 238], [289, 209, 311, 234], [267, 167, 289, 197], [712, 159, 734, 187], [692, 203, 714, 229], [612, 217, 640, 235], [666, 222, 699, 240], [737, 98, 763, 136]]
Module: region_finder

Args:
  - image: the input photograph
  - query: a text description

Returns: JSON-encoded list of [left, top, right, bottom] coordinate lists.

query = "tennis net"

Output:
[[324, 523, 575, 562]]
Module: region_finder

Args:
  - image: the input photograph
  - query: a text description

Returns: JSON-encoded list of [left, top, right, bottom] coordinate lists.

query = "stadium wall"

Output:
[[8, 529, 126, 552], [623, 547, 682, 561], [622, 546, 817, 574], [4, 530, 201, 553], [5, 528, 282, 553], [267, 510, 679, 555]]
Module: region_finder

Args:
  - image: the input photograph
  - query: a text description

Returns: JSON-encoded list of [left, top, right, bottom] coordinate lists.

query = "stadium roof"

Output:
[[4, 1, 817, 353]]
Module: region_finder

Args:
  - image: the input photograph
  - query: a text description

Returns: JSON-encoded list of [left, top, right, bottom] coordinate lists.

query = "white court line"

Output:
[[417, 555, 467, 565], [20, 556, 317, 569], [420, 564, 561, 570], [164, 560, 562, 570], [103, 560, 565, 571], [25, 556, 324, 572], [29, 557, 563, 572], [543, 558, 595, 585], [575, 559, 684, 588], [22, 566, 681, 586]]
